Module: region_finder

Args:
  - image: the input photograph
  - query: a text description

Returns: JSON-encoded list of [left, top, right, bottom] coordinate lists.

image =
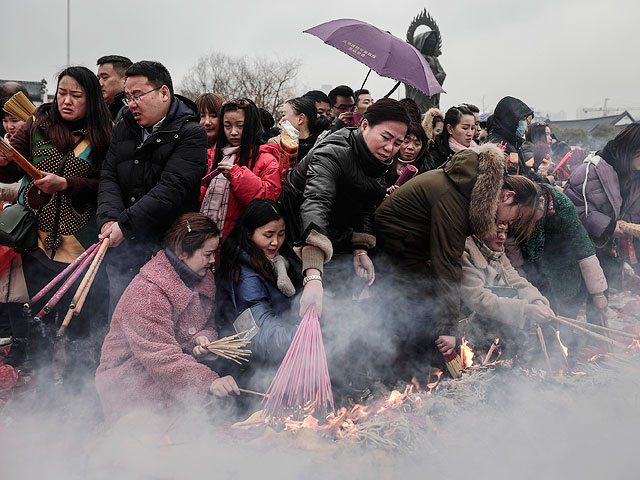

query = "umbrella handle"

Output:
[[354, 68, 373, 110], [384, 81, 402, 98]]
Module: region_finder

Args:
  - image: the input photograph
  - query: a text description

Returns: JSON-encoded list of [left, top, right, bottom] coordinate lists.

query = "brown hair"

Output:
[[503, 175, 540, 241], [195, 93, 224, 118], [164, 213, 220, 256]]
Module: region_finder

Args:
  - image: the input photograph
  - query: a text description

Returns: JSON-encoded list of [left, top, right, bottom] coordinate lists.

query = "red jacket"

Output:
[[96, 250, 219, 422]]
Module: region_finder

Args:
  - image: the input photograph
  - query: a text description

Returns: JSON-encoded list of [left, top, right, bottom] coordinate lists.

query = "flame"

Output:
[[426, 368, 443, 395], [556, 330, 569, 358], [628, 339, 640, 350], [460, 337, 474, 368]]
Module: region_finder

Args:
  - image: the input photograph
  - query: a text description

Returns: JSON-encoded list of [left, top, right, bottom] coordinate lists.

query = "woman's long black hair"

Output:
[[219, 199, 300, 287], [213, 98, 264, 170], [34, 66, 112, 161]]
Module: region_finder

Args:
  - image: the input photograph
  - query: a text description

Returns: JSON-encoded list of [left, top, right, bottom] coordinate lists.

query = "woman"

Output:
[[384, 122, 429, 190], [1, 96, 26, 142], [280, 98, 410, 318], [0, 66, 112, 390], [96, 213, 239, 422], [460, 223, 554, 353], [277, 96, 325, 165], [195, 93, 224, 201], [522, 122, 553, 171], [200, 98, 282, 246], [564, 122, 640, 284], [217, 199, 300, 390], [426, 105, 477, 171], [421, 107, 444, 146], [508, 182, 609, 321], [487, 96, 534, 175]]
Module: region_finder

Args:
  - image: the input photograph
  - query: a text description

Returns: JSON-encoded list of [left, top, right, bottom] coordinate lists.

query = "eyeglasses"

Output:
[[124, 87, 161, 106], [222, 98, 250, 108]]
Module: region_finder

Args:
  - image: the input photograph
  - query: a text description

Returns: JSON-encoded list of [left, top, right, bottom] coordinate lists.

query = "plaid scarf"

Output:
[[472, 235, 504, 262], [200, 145, 240, 233]]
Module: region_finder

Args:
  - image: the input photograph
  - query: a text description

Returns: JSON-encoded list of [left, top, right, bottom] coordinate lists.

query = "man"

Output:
[[487, 96, 534, 175], [303, 90, 331, 119], [97, 60, 207, 313], [97, 55, 132, 121], [353, 89, 373, 114], [328, 85, 355, 129]]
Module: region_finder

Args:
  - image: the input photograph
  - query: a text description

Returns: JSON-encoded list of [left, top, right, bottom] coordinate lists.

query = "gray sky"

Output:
[[3, 0, 639, 119]]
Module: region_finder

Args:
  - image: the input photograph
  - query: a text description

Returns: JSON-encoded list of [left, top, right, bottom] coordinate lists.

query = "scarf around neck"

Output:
[[449, 136, 477, 153], [200, 144, 241, 232], [472, 235, 504, 262]]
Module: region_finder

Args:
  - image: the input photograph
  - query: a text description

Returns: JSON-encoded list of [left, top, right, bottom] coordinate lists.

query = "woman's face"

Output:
[[2, 115, 25, 140], [630, 151, 640, 171], [447, 114, 475, 147], [399, 134, 423, 163], [57, 75, 87, 122], [545, 126, 552, 145], [482, 223, 508, 251], [360, 119, 407, 162], [280, 102, 304, 130], [200, 108, 219, 146], [251, 218, 286, 259], [434, 120, 444, 137], [223, 110, 245, 147], [180, 236, 220, 277]]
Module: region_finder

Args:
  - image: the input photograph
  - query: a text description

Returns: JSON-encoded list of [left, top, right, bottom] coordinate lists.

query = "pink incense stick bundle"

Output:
[[35, 245, 100, 319], [263, 304, 334, 418], [200, 167, 221, 186], [395, 164, 418, 187], [29, 240, 102, 305]]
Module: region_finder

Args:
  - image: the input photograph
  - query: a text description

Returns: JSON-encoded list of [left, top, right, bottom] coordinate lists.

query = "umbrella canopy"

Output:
[[304, 18, 445, 97]]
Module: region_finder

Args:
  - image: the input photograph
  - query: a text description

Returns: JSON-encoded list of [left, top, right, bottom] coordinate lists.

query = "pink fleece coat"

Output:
[[96, 251, 219, 422]]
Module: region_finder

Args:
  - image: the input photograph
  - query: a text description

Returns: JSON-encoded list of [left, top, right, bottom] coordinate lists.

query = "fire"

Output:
[[460, 337, 474, 368], [556, 330, 569, 358], [425, 368, 443, 395]]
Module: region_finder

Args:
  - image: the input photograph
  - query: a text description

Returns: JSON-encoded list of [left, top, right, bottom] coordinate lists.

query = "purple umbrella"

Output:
[[304, 18, 445, 98]]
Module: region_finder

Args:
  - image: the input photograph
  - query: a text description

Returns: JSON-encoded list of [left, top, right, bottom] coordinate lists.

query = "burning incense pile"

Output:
[[203, 332, 251, 364], [2, 92, 35, 121], [263, 305, 334, 418]]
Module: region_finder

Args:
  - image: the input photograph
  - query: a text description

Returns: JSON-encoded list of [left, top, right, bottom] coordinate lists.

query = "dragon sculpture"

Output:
[[406, 9, 446, 112]]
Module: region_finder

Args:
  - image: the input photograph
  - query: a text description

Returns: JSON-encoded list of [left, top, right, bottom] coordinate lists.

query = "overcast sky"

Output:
[[3, 0, 639, 119]]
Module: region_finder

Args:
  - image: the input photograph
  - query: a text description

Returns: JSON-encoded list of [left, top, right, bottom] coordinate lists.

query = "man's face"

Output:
[[124, 75, 171, 128], [355, 94, 373, 114], [360, 119, 407, 162], [331, 95, 354, 119], [315, 101, 331, 119], [97, 63, 125, 104]]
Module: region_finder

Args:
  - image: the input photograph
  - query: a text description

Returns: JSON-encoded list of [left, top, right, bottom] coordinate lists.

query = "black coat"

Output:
[[97, 95, 207, 270], [280, 127, 390, 253], [425, 133, 454, 171], [487, 96, 533, 175]]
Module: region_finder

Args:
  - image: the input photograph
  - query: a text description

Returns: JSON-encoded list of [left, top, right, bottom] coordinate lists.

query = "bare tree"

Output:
[[179, 52, 301, 117]]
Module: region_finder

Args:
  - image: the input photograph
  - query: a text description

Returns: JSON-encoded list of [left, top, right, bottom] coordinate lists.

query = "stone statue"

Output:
[[406, 9, 446, 112]]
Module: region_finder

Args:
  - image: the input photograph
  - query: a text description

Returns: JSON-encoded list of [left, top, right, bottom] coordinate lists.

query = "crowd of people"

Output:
[[1, 55, 639, 422]]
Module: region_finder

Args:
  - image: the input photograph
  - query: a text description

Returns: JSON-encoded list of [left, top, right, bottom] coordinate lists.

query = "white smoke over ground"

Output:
[[1, 356, 639, 479]]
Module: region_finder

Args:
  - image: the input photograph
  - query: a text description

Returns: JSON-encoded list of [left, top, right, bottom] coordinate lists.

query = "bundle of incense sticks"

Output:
[[443, 350, 462, 378], [619, 221, 640, 240], [200, 167, 221, 186], [203, 331, 251, 364], [263, 305, 334, 418], [0, 138, 44, 180], [2, 92, 35, 122], [395, 164, 418, 187], [57, 239, 110, 337]]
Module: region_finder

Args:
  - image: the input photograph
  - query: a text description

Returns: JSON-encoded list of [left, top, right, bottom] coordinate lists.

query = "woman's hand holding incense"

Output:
[[218, 163, 233, 179], [435, 335, 456, 356], [525, 303, 555, 323], [209, 375, 240, 397], [353, 250, 375, 286], [34, 173, 67, 194], [99, 221, 125, 247], [193, 336, 217, 359], [300, 273, 323, 318]]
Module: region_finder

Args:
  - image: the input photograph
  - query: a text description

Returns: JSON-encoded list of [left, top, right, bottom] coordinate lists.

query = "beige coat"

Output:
[[461, 237, 549, 330]]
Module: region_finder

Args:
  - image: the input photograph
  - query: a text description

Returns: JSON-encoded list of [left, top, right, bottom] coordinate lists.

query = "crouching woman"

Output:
[[460, 223, 555, 350], [96, 213, 238, 422]]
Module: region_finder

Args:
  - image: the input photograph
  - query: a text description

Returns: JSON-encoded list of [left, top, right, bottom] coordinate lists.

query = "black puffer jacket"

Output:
[[425, 133, 454, 171], [487, 96, 533, 175], [97, 95, 207, 269], [280, 127, 390, 257]]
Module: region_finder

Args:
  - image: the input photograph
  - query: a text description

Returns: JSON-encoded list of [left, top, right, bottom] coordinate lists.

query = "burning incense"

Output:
[[2, 92, 36, 122], [482, 338, 500, 366], [203, 331, 251, 364], [263, 304, 334, 418], [200, 167, 221, 186], [28, 241, 102, 306], [536, 325, 553, 372], [238, 388, 269, 398], [394, 164, 418, 187], [0, 137, 44, 180], [57, 239, 110, 337], [553, 316, 628, 349], [556, 315, 639, 340], [35, 246, 99, 319]]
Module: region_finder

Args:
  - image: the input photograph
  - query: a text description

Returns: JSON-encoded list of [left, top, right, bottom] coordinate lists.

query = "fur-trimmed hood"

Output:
[[443, 143, 506, 239], [422, 107, 444, 141]]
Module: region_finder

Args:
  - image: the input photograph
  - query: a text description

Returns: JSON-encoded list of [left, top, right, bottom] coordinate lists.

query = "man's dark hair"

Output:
[[125, 60, 173, 95], [303, 90, 331, 106], [0, 82, 29, 100], [328, 85, 354, 106], [363, 98, 411, 129], [97, 55, 133, 76], [353, 88, 370, 99]]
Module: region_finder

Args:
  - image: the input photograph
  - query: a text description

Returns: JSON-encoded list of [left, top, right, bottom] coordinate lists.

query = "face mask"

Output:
[[516, 120, 527, 138]]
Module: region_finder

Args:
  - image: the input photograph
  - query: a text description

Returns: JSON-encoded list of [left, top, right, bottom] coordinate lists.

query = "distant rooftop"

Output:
[[0, 79, 48, 104], [549, 111, 635, 132]]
